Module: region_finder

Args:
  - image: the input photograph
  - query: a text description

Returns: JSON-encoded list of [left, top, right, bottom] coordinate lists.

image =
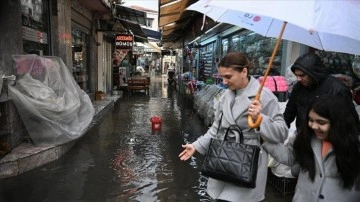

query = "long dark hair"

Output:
[[293, 95, 360, 189]]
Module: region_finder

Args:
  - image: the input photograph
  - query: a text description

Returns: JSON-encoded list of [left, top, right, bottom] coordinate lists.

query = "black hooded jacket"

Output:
[[283, 53, 357, 129]]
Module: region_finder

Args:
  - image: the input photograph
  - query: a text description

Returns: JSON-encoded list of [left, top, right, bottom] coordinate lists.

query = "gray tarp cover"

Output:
[[8, 55, 94, 146]]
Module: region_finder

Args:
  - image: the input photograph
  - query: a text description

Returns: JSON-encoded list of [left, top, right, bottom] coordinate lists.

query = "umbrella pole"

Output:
[[248, 22, 288, 128]]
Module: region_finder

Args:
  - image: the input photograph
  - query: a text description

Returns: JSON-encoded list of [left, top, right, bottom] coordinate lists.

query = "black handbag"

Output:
[[200, 125, 261, 188]]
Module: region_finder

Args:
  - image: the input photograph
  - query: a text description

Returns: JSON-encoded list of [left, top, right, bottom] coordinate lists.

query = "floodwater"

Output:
[[0, 75, 292, 202]]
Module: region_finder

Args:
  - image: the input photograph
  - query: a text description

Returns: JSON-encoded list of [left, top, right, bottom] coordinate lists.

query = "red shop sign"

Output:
[[115, 34, 133, 50]]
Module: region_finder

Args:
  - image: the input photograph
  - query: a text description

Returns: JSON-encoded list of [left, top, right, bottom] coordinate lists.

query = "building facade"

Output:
[[0, 0, 114, 154]]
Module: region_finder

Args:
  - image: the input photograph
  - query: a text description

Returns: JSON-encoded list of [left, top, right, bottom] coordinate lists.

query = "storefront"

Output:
[[187, 27, 288, 85], [21, 0, 51, 55], [71, 3, 93, 93], [180, 27, 290, 100], [71, 25, 90, 92], [0, 0, 114, 154], [224, 30, 283, 76], [186, 24, 359, 104], [199, 42, 216, 82], [101, 38, 113, 93]]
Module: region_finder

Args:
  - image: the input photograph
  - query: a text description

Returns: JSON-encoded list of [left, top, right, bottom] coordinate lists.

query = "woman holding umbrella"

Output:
[[179, 52, 288, 202], [263, 95, 360, 202]]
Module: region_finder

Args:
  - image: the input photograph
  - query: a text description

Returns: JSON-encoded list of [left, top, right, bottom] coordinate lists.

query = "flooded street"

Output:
[[0, 75, 292, 202]]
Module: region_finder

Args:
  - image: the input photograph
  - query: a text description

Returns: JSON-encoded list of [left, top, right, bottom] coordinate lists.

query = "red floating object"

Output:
[[150, 115, 162, 131]]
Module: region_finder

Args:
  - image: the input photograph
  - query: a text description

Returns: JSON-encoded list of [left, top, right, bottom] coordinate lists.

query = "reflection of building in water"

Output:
[[111, 148, 139, 197]]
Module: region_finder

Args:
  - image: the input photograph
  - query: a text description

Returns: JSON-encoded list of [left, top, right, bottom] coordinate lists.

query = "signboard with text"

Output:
[[115, 34, 133, 50], [113, 49, 128, 66], [133, 46, 144, 54]]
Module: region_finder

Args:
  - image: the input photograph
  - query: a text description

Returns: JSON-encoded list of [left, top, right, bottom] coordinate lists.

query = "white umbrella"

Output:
[[187, 0, 360, 127], [187, 0, 360, 55], [208, 0, 359, 40]]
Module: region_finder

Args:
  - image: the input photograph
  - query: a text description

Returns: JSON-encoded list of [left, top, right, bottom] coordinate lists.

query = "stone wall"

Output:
[[0, 0, 27, 154]]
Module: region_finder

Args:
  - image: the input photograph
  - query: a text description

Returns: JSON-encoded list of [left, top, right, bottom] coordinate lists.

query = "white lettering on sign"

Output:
[[115, 41, 133, 46]]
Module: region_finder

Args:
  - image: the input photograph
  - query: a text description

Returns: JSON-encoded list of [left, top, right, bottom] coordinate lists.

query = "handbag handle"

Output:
[[224, 125, 244, 143]]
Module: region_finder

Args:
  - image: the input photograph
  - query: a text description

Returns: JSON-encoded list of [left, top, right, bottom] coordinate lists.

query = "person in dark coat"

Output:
[[283, 53, 358, 129]]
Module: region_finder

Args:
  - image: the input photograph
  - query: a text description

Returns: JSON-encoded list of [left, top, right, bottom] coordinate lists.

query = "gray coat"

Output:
[[263, 137, 360, 202], [193, 77, 288, 202]]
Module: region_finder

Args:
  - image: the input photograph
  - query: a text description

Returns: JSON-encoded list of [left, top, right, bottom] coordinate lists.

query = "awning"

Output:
[[141, 27, 161, 40], [118, 19, 148, 41], [135, 42, 161, 53], [96, 3, 158, 43], [93, 5, 148, 42], [78, 0, 110, 12], [146, 42, 161, 52], [159, 0, 198, 45], [98, 18, 148, 42], [115, 5, 147, 26], [159, 0, 194, 27]]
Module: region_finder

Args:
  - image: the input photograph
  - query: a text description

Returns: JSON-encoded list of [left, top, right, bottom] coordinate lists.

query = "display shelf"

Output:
[[198, 43, 217, 80]]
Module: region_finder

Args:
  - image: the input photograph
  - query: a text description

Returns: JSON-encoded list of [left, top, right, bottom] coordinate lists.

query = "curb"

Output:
[[0, 95, 121, 178]]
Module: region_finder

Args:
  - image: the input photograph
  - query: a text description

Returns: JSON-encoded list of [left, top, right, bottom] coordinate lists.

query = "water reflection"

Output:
[[161, 74, 168, 98], [0, 75, 291, 202]]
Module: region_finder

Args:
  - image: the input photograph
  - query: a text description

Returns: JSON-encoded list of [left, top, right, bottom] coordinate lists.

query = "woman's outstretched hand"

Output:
[[179, 144, 196, 161]]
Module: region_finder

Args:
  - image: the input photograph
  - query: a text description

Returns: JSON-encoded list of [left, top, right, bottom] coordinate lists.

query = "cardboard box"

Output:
[[95, 91, 106, 100]]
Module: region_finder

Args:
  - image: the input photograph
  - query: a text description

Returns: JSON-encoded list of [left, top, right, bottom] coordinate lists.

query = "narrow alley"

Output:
[[0, 75, 292, 202]]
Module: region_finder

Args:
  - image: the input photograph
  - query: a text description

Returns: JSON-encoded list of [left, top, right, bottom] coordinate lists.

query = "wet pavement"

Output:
[[0, 75, 293, 202]]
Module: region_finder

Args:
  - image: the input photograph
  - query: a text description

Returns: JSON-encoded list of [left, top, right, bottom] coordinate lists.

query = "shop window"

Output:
[[207, 43, 213, 52], [146, 18, 154, 27], [315, 51, 354, 76], [229, 30, 283, 76], [72, 27, 90, 92], [222, 39, 228, 55], [21, 0, 50, 55], [199, 43, 215, 80], [315, 50, 358, 89], [231, 35, 240, 51]]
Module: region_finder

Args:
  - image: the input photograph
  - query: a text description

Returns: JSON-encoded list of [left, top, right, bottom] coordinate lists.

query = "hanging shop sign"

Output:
[[133, 46, 144, 54], [113, 49, 129, 66], [115, 34, 134, 50]]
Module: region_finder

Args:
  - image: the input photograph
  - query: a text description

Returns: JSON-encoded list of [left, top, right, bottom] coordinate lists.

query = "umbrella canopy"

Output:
[[187, 0, 360, 55], [187, 0, 360, 127]]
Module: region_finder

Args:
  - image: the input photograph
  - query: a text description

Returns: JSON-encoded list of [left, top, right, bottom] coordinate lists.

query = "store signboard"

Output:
[[133, 46, 144, 54], [114, 49, 129, 66], [115, 34, 133, 50]]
